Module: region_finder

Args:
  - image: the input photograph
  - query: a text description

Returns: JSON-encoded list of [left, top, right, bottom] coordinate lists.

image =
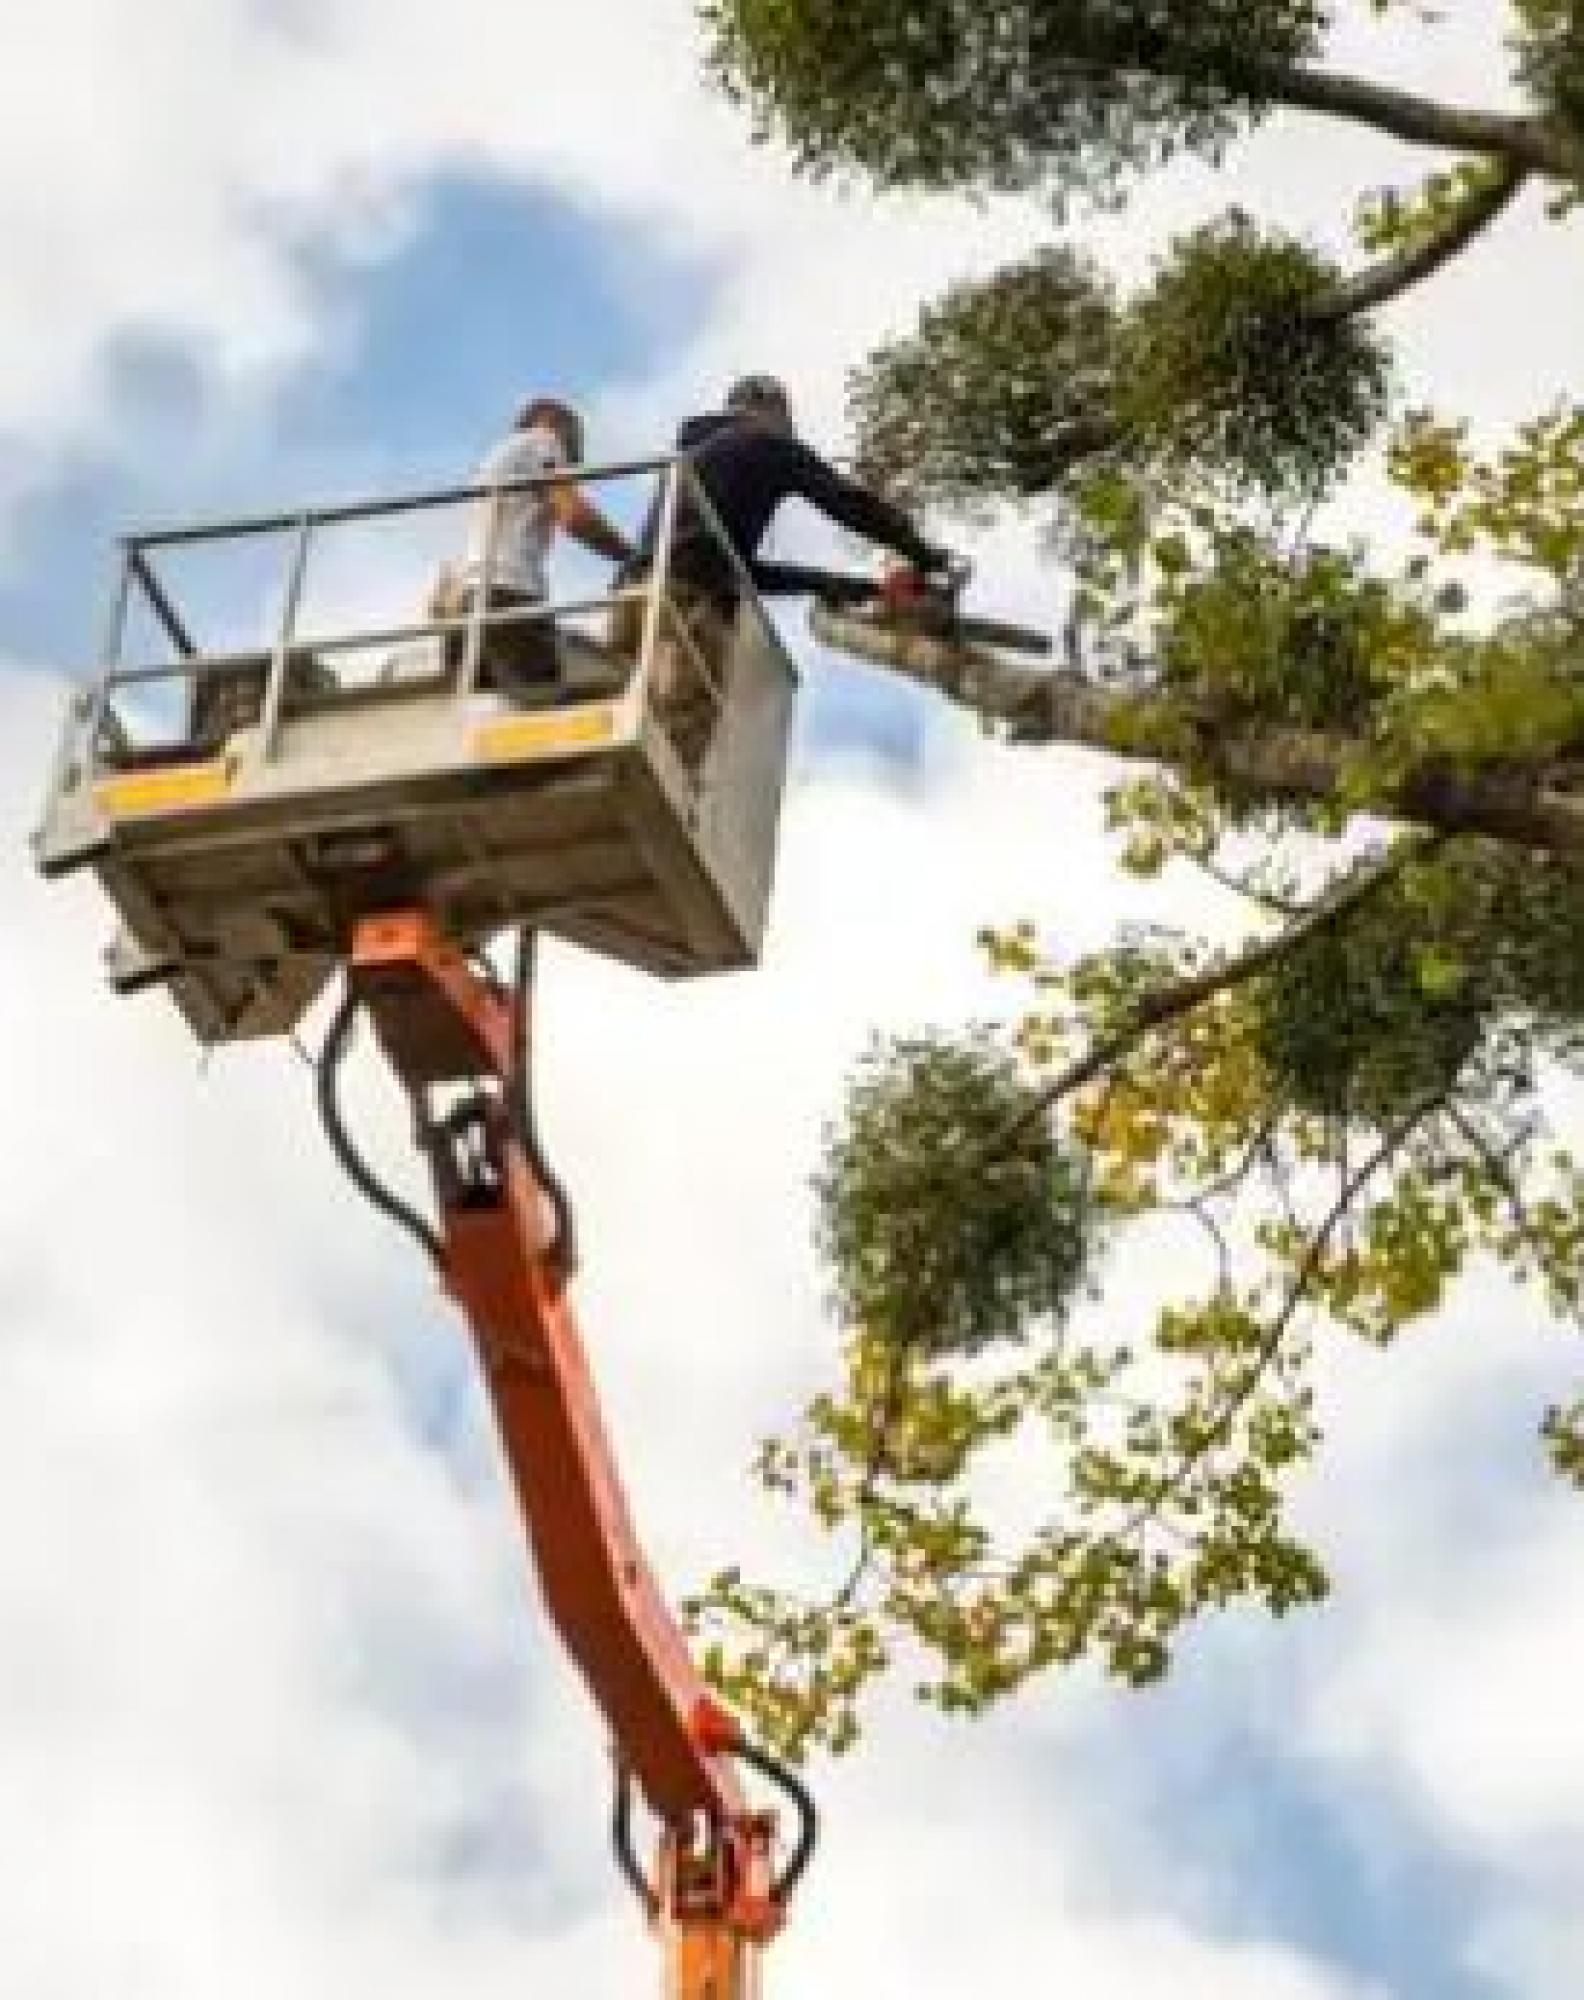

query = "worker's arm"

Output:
[[549, 482, 636, 567], [776, 437, 946, 574]]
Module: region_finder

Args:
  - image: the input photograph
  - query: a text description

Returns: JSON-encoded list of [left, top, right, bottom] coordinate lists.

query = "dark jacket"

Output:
[[634, 412, 936, 605]]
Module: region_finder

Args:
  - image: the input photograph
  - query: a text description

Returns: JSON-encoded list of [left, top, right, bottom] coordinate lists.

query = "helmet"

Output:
[[725, 374, 794, 427]]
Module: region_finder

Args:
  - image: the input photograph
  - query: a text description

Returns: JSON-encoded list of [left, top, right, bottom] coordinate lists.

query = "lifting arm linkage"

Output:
[[341, 910, 805, 1986], [349, 908, 744, 1826]]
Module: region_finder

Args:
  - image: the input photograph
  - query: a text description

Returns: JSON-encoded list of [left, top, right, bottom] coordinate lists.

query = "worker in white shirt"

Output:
[[441, 396, 633, 700]]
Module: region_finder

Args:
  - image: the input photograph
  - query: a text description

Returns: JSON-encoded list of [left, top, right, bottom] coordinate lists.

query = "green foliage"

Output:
[[1115, 217, 1391, 498], [1543, 1395, 1584, 1486], [1045, 430, 1584, 788], [700, 0, 1326, 202], [1253, 876, 1486, 1121], [1398, 621, 1584, 767], [688, 1562, 889, 1756], [1258, 843, 1584, 1123], [1354, 158, 1517, 259], [689, 1297, 1333, 1758], [814, 1029, 1095, 1358], [850, 250, 1119, 510], [1433, 844, 1584, 1042], [1511, 0, 1584, 131], [848, 223, 1390, 522], [1159, 533, 1425, 731], [697, 832, 1584, 1757], [1394, 403, 1584, 585]]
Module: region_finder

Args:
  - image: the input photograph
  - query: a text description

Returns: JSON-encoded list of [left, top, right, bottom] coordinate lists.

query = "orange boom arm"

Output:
[[318, 910, 813, 1998]]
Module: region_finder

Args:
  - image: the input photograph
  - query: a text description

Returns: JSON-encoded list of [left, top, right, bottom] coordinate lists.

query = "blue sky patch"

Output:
[[0, 174, 717, 671], [0, 165, 928, 771]]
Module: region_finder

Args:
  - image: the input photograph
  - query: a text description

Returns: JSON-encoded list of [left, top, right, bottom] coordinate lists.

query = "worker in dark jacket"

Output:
[[615, 374, 951, 770]]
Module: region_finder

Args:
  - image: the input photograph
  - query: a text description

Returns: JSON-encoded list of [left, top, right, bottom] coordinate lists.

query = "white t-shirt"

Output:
[[458, 423, 567, 599]]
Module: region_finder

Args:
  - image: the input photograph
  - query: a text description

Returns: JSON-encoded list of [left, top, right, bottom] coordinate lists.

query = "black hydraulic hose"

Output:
[[510, 927, 578, 1275], [316, 985, 446, 1270], [733, 1738, 819, 1904], [608, 1736, 818, 1920], [610, 1768, 659, 1918]]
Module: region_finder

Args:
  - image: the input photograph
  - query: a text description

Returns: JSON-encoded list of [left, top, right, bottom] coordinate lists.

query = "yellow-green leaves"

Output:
[[694, 835, 1584, 1761], [1543, 1395, 1584, 1487], [1354, 159, 1516, 258], [694, 0, 1584, 1771], [1395, 403, 1584, 584]]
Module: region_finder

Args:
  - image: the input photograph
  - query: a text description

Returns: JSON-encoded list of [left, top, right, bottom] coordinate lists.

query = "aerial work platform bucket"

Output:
[[32, 456, 797, 1044]]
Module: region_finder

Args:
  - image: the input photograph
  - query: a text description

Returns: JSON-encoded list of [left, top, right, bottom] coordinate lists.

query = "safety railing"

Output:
[[76, 453, 794, 787]]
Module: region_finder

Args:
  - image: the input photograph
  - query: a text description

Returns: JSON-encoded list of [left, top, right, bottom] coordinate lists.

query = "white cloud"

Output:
[[0, 0, 1038, 500], [1253, 1274, 1584, 1992], [1319, 1504, 1584, 1849], [5, 0, 1577, 510]]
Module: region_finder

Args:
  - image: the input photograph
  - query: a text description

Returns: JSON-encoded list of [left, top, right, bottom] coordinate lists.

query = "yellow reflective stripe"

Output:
[[94, 760, 233, 815], [473, 703, 616, 761]]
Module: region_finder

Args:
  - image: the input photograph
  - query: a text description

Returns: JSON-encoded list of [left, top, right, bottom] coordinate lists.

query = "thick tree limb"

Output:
[[1224, 60, 1579, 177], [809, 606, 1584, 854], [1312, 159, 1532, 326], [1052, 24, 1573, 171]]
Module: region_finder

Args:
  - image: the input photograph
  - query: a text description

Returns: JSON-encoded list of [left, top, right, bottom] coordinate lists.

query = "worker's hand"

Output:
[[879, 562, 930, 610]]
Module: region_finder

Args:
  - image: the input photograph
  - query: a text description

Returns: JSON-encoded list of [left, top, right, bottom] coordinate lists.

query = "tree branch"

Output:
[[1186, 848, 1306, 917], [1443, 1101, 1559, 1296], [1130, 1091, 1445, 1536], [1003, 838, 1427, 1144], [808, 606, 1584, 853], [1224, 59, 1577, 176], [1311, 158, 1532, 325]]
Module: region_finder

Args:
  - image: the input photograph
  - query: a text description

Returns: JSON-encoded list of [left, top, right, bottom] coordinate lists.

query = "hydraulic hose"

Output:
[[609, 1736, 819, 1918], [733, 1737, 819, 1904], [316, 985, 445, 1270], [610, 1768, 659, 1918], [510, 927, 578, 1275]]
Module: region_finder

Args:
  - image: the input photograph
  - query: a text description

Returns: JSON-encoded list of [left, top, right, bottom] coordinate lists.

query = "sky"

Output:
[[2, 3, 1583, 1997]]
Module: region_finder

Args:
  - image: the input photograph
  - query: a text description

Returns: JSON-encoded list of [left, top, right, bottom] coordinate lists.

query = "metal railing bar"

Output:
[[82, 554, 134, 757], [661, 597, 726, 712], [291, 590, 643, 656], [635, 464, 680, 704], [98, 589, 654, 688], [127, 455, 676, 550], [128, 546, 199, 660], [458, 486, 503, 700], [259, 515, 313, 760]]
